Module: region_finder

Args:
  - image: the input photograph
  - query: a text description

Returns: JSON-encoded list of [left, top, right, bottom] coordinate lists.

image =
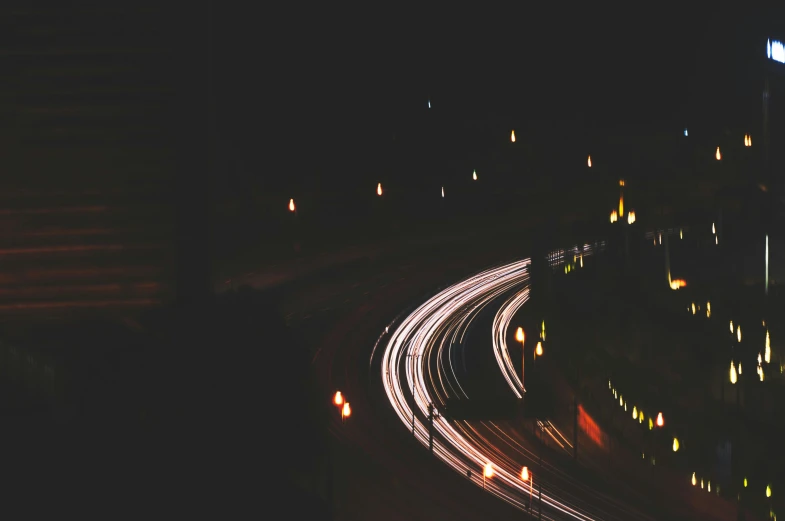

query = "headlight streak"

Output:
[[381, 252, 649, 521]]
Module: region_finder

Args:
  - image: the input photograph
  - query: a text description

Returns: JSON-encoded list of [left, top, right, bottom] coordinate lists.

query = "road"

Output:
[[377, 243, 744, 521]]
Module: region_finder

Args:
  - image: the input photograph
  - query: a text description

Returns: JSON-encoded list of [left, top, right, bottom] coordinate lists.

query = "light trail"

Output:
[[380, 245, 653, 520]]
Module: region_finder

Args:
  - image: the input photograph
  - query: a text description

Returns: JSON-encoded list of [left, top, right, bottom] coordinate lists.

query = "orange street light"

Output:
[[587, 155, 592, 168], [535, 341, 543, 357], [483, 462, 494, 490], [377, 183, 383, 196], [522, 466, 533, 511], [716, 146, 722, 161], [334, 391, 344, 406], [511, 130, 516, 143], [289, 198, 296, 213], [342, 402, 351, 422], [516, 327, 525, 386], [656, 412, 664, 427]]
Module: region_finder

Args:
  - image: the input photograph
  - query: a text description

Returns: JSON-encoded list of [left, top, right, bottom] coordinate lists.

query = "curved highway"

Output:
[[378, 243, 664, 521]]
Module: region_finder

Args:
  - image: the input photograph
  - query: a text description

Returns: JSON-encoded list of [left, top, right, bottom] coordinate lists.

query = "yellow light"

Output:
[[515, 327, 524, 343], [656, 412, 664, 427], [692, 472, 697, 486], [639, 410, 644, 423], [627, 210, 636, 224], [730, 320, 734, 334], [716, 146, 722, 160], [619, 194, 624, 218], [535, 342, 543, 356], [632, 406, 638, 419], [701, 479, 704, 489], [712, 223, 716, 234], [484, 463, 494, 478], [767, 484, 772, 498], [619, 395, 623, 406], [766, 331, 771, 363], [706, 302, 711, 318], [648, 417, 653, 430], [691, 303, 696, 315], [580, 254, 583, 267], [587, 155, 592, 167], [673, 437, 680, 452], [289, 198, 296, 212], [737, 325, 742, 343], [342, 402, 351, 418], [377, 182, 383, 196], [738, 362, 742, 375], [334, 391, 344, 406], [522, 466, 529, 481], [744, 477, 748, 488], [610, 209, 617, 223], [680, 228, 683, 239], [511, 130, 516, 143], [708, 481, 711, 492], [619, 179, 625, 187], [730, 361, 737, 384]]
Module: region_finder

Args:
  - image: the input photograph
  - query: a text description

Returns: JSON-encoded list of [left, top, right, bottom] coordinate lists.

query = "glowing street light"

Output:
[[767, 484, 772, 498], [483, 462, 494, 490], [692, 472, 697, 486], [656, 412, 664, 427], [610, 209, 618, 223], [341, 402, 351, 422], [473, 169, 478, 181], [673, 437, 680, 452], [632, 405, 638, 419], [730, 361, 737, 384], [441, 186, 445, 198], [516, 327, 525, 385], [627, 210, 636, 224], [716, 147, 722, 161], [288, 198, 296, 213], [737, 325, 742, 343], [333, 391, 344, 406], [377, 183, 383, 196], [745, 134, 752, 147], [712, 222, 716, 234], [587, 155, 592, 168], [765, 330, 771, 363], [511, 130, 516, 143], [535, 341, 543, 357], [521, 467, 533, 511], [730, 320, 734, 334]]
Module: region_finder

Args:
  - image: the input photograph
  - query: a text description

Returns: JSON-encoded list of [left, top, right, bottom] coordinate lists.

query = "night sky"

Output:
[[216, 4, 785, 198]]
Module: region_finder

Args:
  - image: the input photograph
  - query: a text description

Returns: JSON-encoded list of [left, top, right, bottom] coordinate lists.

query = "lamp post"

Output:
[[522, 466, 533, 512], [516, 327, 525, 387], [483, 462, 494, 490]]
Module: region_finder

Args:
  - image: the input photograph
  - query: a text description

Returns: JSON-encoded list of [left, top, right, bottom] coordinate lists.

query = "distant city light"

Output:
[[511, 130, 516, 143], [377, 183, 383, 196], [441, 186, 445, 198], [715, 147, 722, 161], [587, 155, 592, 167], [744, 134, 752, 147], [288, 198, 296, 212], [768, 39, 785, 64], [473, 169, 478, 181], [684, 128, 688, 137]]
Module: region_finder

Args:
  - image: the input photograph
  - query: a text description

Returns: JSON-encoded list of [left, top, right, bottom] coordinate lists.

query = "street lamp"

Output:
[[522, 466, 533, 511], [483, 462, 494, 490], [535, 341, 543, 358], [288, 198, 296, 214], [333, 391, 344, 406], [511, 130, 516, 143], [730, 361, 737, 384], [587, 155, 592, 168], [441, 186, 445, 198], [377, 182, 383, 196], [656, 412, 664, 427], [516, 327, 525, 385], [473, 169, 478, 180], [692, 472, 697, 486], [673, 437, 680, 452], [716, 147, 722, 160], [341, 402, 351, 422]]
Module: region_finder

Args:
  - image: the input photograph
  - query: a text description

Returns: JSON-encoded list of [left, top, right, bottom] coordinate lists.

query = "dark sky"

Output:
[[215, 4, 785, 192]]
